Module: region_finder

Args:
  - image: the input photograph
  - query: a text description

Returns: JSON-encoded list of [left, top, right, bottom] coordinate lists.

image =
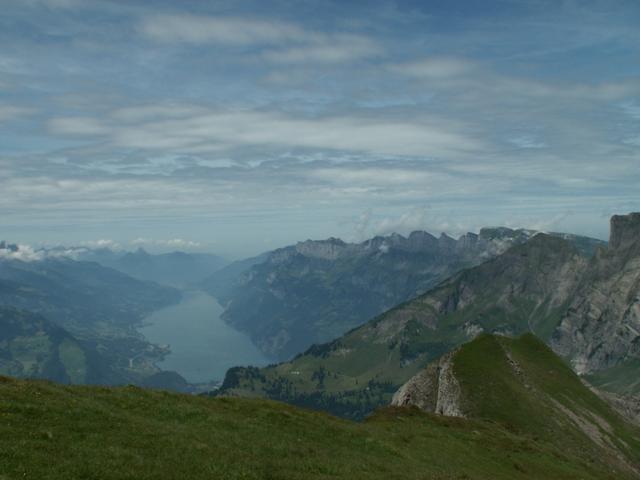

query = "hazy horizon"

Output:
[[2, 0, 639, 258]]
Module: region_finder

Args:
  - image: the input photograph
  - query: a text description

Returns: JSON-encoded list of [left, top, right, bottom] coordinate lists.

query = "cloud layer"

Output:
[[1, 0, 639, 256]]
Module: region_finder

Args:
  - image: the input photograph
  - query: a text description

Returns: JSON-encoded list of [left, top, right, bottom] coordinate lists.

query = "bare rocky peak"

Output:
[[294, 238, 350, 260], [406, 230, 439, 250], [609, 212, 640, 250], [289, 227, 540, 261]]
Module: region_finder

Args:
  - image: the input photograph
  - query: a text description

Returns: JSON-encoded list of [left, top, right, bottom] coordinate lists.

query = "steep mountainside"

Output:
[[552, 213, 640, 378], [201, 251, 269, 301], [205, 228, 603, 360], [0, 306, 106, 384], [0, 257, 180, 333], [0, 256, 182, 383], [218, 213, 639, 418], [1, 353, 639, 479]]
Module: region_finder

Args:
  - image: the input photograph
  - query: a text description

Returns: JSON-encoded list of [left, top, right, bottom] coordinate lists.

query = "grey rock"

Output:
[[391, 350, 464, 417]]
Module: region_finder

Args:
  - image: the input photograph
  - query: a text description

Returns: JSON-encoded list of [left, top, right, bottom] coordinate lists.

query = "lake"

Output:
[[139, 290, 269, 383]]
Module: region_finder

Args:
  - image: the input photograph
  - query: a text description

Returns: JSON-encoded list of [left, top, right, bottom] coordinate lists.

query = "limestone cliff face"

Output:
[[391, 350, 464, 417], [551, 213, 640, 374], [610, 213, 640, 251], [294, 238, 350, 260]]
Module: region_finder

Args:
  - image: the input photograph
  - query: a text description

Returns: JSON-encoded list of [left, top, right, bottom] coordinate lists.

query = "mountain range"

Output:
[[218, 213, 639, 419], [203, 228, 604, 360], [75, 247, 228, 288]]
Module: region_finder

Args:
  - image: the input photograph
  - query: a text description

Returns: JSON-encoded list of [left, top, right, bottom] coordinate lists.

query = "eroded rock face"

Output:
[[391, 363, 439, 412], [551, 212, 640, 374], [609, 213, 640, 251], [294, 238, 349, 260], [435, 352, 464, 416], [391, 350, 464, 417]]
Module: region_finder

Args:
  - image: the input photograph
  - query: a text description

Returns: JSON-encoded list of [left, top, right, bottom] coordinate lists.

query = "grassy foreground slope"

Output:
[[392, 334, 640, 476], [1, 334, 639, 479], [0, 381, 630, 480], [454, 335, 640, 474]]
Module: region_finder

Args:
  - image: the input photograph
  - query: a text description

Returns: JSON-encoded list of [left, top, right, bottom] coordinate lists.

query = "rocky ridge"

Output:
[[390, 334, 640, 477]]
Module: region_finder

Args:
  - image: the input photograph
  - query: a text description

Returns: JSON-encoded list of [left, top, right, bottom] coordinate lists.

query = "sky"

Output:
[[1, 0, 639, 258]]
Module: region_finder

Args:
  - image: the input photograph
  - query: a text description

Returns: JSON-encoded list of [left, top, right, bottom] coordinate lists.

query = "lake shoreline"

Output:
[[137, 289, 269, 384]]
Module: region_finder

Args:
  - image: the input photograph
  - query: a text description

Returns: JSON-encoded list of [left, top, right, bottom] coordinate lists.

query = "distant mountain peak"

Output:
[[294, 238, 349, 260]]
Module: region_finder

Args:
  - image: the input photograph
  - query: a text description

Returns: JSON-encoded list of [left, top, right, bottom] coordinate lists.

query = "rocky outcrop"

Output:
[[391, 350, 464, 417], [588, 385, 640, 426], [610, 213, 640, 251], [391, 363, 439, 412], [434, 352, 464, 416], [294, 238, 350, 260], [551, 212, 640, 374]]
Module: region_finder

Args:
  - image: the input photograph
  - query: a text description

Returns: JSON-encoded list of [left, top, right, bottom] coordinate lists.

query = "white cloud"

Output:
[[309, 168, 435, 186], [359, 206, 469, 238], [48, 107, 481, 158], [17, 0, 82, 8], [140, 14, 305, 46], [508, 135, 546, 149], [623, 136, 640, 147], [263, 35, 378, 63], [371, 207, 433, 236], [48, 117, 110, 136], [621, 101, 640, 120], [139, 14, 380, 63], [0, 105, 34, 123], [390, 57, 474, 79], [111, 104, 208, 122], [0, 244, 45, 262], [79, 239, 122, 250]]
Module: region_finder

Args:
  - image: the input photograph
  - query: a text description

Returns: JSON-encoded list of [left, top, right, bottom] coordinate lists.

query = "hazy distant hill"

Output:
[[204, 228, 604, 360], [1, 333, 638, 479], [78, 248, 228, 288], [201, 251, 270, 300], [219, 214, 637, 419], [0, 257, 180, 334]]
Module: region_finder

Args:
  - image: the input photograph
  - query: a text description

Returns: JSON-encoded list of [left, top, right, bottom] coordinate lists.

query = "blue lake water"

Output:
[[139, 290, 269, 383]]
